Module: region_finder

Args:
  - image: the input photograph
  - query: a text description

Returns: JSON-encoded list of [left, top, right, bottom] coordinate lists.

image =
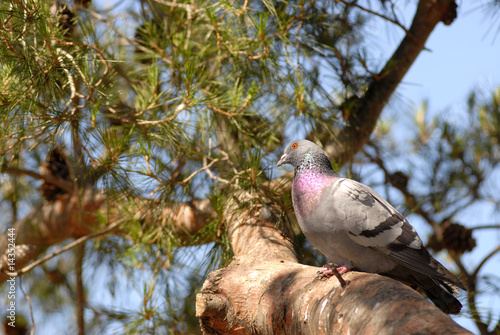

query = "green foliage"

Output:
[[1, 0, 368, 332]]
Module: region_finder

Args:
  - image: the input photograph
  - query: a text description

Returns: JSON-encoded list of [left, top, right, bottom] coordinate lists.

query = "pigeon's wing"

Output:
[[333, 179, 465, 289], [333, 179, 422, 250]]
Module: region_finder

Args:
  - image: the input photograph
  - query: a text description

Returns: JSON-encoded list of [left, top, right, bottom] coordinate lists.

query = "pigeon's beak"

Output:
[[277, 153, 288, 167]]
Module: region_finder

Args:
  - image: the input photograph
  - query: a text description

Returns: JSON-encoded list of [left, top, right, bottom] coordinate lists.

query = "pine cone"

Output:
[[75, 0, 92, 8], [58, 6, 75, 38], [442, 223, 476, 254], [39, 148, 70, 201], [387, 171, 409, 191]]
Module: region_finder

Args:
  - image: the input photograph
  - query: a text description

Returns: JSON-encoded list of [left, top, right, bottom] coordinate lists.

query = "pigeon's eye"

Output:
[[292, 143, 298, 149]]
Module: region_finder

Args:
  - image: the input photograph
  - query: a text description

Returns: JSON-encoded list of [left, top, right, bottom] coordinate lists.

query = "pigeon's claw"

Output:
[[317, 263, 351, 288]]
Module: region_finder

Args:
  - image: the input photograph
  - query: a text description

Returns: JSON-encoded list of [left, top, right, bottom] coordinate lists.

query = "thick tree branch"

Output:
[[196, 193, 472, 334], [198, 264, 471, 334], [324, 0, 455, 164]]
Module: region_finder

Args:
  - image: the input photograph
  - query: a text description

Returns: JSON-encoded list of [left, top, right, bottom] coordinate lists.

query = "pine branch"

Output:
[[323, 0, 456, 164]]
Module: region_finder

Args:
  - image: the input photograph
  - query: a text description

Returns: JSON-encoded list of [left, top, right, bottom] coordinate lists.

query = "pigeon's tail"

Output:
[[420, 277, 463, 315], [384, 266, 463, 314]]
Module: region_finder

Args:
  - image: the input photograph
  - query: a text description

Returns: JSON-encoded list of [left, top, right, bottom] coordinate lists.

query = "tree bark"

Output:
[[197, 265, 471, 334]]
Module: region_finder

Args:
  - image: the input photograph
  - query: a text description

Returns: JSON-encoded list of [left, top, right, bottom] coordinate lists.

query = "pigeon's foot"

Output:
[[317, 263, 353, 276], [336, 264, 354, 275], [317, 263, 351, 288], [317, 264, 334, 276]]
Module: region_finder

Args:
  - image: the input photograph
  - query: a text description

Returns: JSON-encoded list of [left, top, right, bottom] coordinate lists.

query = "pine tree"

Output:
[[1, 0, 499, 334]]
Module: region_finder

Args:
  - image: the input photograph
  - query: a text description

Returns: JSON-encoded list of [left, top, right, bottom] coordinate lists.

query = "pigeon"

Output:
[[277, 139, 466, 314]]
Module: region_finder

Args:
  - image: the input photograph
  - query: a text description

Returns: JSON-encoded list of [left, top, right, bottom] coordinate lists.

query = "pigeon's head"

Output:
[[277, 139, 328, 169]]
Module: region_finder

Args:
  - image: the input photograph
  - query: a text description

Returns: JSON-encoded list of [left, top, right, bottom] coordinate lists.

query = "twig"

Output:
[[61, 67, 76, 108], [152, 0, 194, 10], [331, 267, 347, 288], [76, 244, 85, 335], [137, 102, 187, 125], [19, 277, 35, 335], [208, 104, 236, 117], [56, 40, 111, 90], [472, 244, 500, 279], [336, 0, 409, 35], [179, 157, 221, 185], [203, 156, 231, 184]]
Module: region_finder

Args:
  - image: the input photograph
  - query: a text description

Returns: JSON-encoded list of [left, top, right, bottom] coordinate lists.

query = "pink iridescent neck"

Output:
[[292, 170, 337, 219]]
